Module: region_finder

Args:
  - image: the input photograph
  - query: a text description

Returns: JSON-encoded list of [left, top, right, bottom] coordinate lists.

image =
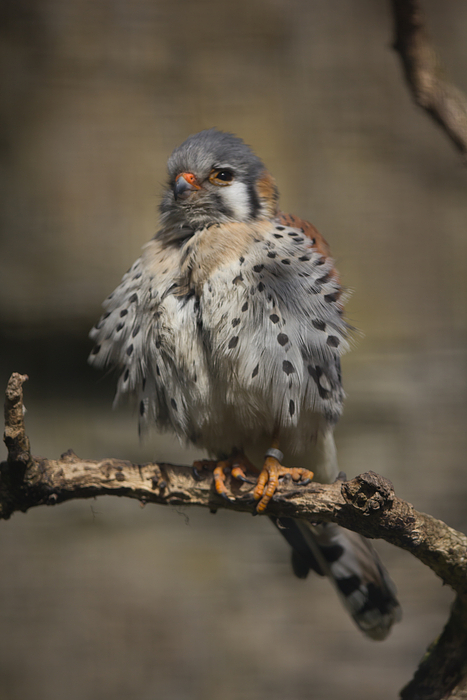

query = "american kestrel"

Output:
[[89, 129, 401, 639]]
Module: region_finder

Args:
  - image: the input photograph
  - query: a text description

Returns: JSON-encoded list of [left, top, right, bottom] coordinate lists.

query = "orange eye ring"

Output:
[[209, 169, 234, 186]]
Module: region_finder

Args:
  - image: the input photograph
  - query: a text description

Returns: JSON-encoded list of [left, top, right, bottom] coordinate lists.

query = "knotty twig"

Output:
[[391, 0, 467, 161], [1, 373, 467, 698]]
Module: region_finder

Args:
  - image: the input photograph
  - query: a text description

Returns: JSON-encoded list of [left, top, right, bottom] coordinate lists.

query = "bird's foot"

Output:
[[193, 451, 312, 512], [254, 449, 313, 513], [193, 452, 258, 501]]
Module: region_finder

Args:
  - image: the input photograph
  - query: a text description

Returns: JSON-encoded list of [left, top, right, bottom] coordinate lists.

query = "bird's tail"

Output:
[[270, 517, 402, 640]]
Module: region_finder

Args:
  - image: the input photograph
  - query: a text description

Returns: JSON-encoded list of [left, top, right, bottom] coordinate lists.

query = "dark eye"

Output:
[[209, 169, 234, 186]]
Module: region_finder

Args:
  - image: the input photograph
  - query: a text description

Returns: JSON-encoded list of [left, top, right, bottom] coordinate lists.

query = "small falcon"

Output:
[[89, 128, 401, 639]]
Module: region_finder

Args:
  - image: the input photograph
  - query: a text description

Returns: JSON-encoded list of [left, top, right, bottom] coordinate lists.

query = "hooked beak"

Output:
[[174, 172, 201, 200]]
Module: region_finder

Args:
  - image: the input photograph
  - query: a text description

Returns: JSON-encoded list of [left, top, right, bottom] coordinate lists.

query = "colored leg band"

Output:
[[264, 447, 284, 462]]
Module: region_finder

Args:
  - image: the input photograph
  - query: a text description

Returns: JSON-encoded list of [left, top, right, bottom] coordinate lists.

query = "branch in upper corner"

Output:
[[391, 0, 467, 161]]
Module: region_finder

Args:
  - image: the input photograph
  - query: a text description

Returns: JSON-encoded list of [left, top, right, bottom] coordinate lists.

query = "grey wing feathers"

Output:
[[88, 256, 197, 437], [88, 257, 149, 394]]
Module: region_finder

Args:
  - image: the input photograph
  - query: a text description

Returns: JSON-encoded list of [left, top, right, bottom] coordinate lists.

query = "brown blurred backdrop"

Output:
[[1, 1, 466, 699]]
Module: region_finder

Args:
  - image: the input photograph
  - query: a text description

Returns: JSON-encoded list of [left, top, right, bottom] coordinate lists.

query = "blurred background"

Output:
[[1, 1, 466, 698]]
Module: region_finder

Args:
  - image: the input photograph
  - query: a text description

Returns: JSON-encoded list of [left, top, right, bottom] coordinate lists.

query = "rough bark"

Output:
[[391, 0, 467, 161], [2, 373, 467, 699]]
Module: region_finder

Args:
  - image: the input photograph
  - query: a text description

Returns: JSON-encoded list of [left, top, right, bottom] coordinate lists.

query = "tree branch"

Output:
[[391, 0, 467, 162], [401, 595, 467, 700], [2, 372, 467, 698]]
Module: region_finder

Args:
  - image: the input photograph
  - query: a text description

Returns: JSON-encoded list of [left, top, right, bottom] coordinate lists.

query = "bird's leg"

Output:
[[254, 437, 314, 513], [193, 451, 258, 500]]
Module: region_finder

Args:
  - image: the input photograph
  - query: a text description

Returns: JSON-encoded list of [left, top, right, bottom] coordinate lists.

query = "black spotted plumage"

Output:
[[89, 128, 401, 641]]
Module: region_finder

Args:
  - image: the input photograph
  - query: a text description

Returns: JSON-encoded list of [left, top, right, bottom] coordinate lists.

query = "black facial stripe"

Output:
[[247, 182, 261, 219]]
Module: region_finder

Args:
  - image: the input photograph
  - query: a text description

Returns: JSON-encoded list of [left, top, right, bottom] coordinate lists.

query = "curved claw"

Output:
[[231, 465, 252, 482], [192, 465, 202, 481]]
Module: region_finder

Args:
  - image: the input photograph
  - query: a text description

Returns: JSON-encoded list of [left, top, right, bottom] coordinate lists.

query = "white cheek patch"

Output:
[[221, 180, 251, 221]]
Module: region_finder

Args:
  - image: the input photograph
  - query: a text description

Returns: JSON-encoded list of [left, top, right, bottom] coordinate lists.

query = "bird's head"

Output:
[[159, 129, 279, 241]]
